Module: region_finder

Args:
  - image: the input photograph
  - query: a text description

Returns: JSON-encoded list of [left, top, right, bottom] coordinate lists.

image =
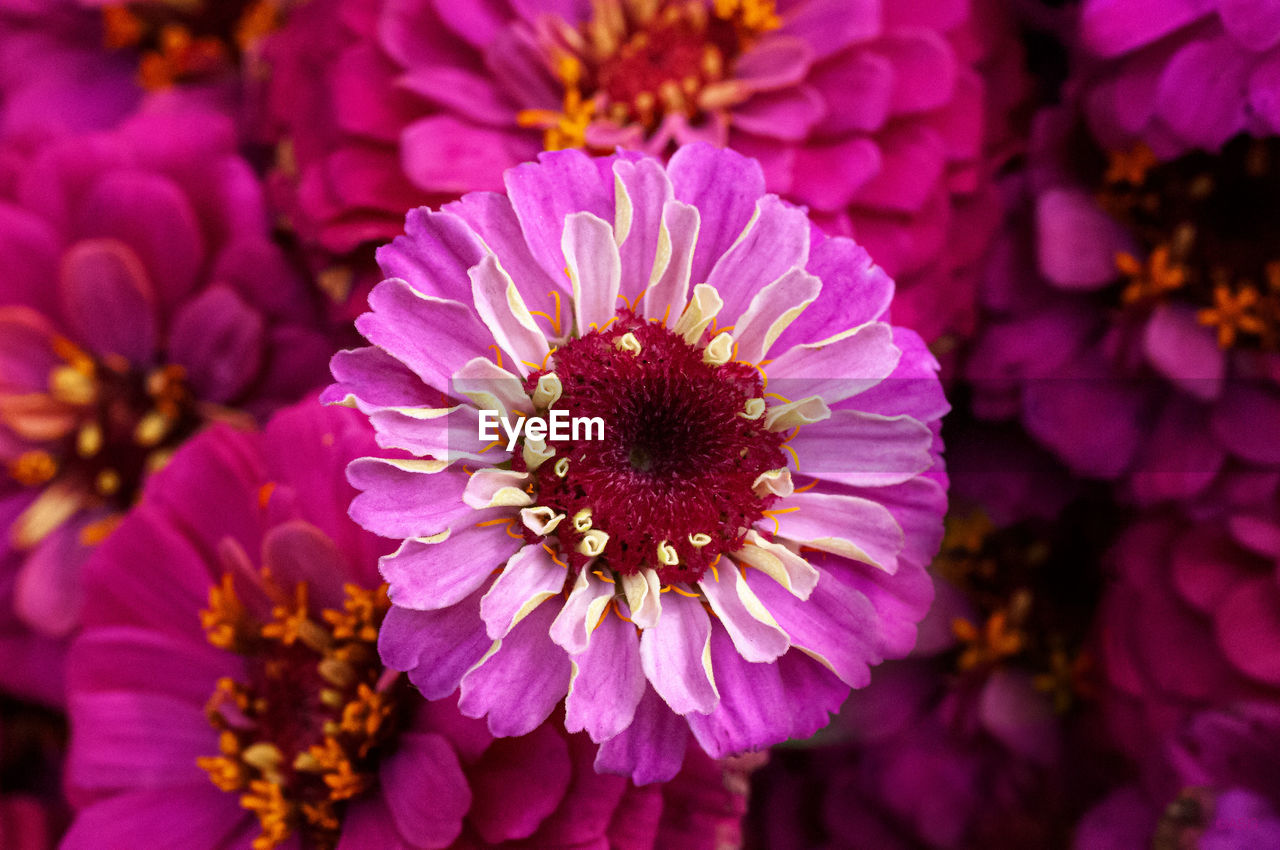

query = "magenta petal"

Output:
[[15, 526, 87, 637], [379, 589, 492, 700], [564, 615, 646, 743], [1216, 578, 1280, 685], [1036, 188, 1134, 290], [382, 524, 519, 611], [779, 0, 880, 61], [327, 346, 437, 411], [978, 669, 1060, 764], [1171, 523, 1251, 613], [852, 125, 945, 213], [0, 308, 59, 392], [1142, 304, 1224, 398], [734, 37, 813, 91], [375, 207, 486, 305], [1081, 0, 1216, 57], [75, 171, 205, 313], [167, 284, 265, 403], [67, 691, 211, 792], [0, 203, 61, 314], [379, 732, 471, 847], [732, 86, 825, 141], [1219, 0, 1280, 51], [706, 195, 811, 322], [876, 30, 957, 115], [68, 626, 240, 708], [790, 136, 881, 210], [57, 239, 156, 363], [457, 602, 571, 737], [60, 787, 248, 850], [504, 148, 615, 285], [639, 592, 718, 716], [685, 629, 847, 758], [466, 724, 573, 843], [347, 459, 470, 540], [666, 143, 767, 283], [808, 52, 893, 134], [1154, 35, 1252, 150], [399, 65, 516, 126], [260, 520, 349, 611], [336, 796, 421, 850], [1211, 383, 1280, 465], [401, 116, 520, 194], [593, 687, 689, 784]]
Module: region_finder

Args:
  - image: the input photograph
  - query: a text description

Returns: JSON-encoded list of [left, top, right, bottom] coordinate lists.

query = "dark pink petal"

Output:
[[734, 37, 814, 91], [1211, 383, 1280, 465], [400, 66, 517, 126], [379, 589, 492, 700], [168, 284, 264, 403], [1081, 0, 1215, 57], [15, 525, 87, 637], [59, 787, 248, 850], [57, 239, 156, 364], [336, 796, 422, 850], [1154, 34, 1252, 150], [401, 116, 522, 194], [68, 626, 242, 708], [564, 615, 646, 743], [686, 629, 847, 757], [1171, 523, 1253, 613], [732, 86, 825, 141], [808, 52, 893, 134], [0, 202, 60, 314], [333, 45, 422, 142], [0, 308, 59, 393], [978, 669, 1060, 764], [466, 724, 572, 843], [1216, 578, 1280, 685], [779, 0, 881, 61], [457, 602, 571, 737], [593, 687, 688, 784], [67, 692, 211, 793], [1142, 304, 1224, 398], [1036, 188, 1135, 290], [790, 136, 881, 210], [380, 732, 471, 847], [876, 30, 956, 115], [75, 171, 205, 313], [853, 124, 945, 213], [1219, 0, 1280, 51]]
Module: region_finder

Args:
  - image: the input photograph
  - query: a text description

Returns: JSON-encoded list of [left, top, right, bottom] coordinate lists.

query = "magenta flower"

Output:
[[262, 0, 1024, 346], [1096, 479, 1280, 786], [64, 400, 750, 850], [1078, 0, 1280, 156], [967, 108, 1280, 504], [0, 101, 331, 638], [328, 144, 948, 783]]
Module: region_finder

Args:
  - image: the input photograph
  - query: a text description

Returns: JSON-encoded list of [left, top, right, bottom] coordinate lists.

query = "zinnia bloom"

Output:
[[64, 400, 751, 849], [1078, 0, 1280, 156], [1075, 703, 1280, 850], [329, 144, 948, 783], [0, 101, 330, 637], [1095, 475, 1280, 786], [967, 108, 1280, 503], [262, 0, 1024, 346]]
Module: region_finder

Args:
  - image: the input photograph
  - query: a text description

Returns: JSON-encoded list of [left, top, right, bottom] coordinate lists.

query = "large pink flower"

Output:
[[64, 400, 751, 850], [0, 100, 331, 639], [262, 0, 1024, 345], [329, 144, 948, 783]]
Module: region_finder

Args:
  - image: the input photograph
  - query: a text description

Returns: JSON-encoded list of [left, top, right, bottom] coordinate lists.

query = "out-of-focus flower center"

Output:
[[102, 0, 283, 89], [6, 338, 206, 549], [936, 508, 1102, 712], [518, 0, 781, 151], [509, 314, 786, 584], [1099, 137, 1280, 350], [197, 570, 405, 850]]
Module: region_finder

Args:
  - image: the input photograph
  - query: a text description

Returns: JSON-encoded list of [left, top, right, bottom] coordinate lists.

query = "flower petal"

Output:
[[168, 284, 265, 403], [564, 612, 646, 743], [667, 143, 766, 285], [706, 195, 810, 324], [458, 602, 572, 737], [480, 544, 566, 639], [58, 239, 156, 364], [731, 267, 821, 364], [549, 568, 616, 656], [381, 523, 521, 610], [698, 560, 789, 663], [769, 491, 905, 573], [347, 458, 469, 539], [564, 211, 622, 333], [469, 254, 551, 376], [505, 148, 614, 285], [789, 410, 934, 487], [639, 591, 718, 715], [766, 321, 901, 406], [379, 732, 471, 847], [593, 687, 688, 784], [378, 589, 492, 700], [466, 724, 573, 843], [375, 207, 487, 305]]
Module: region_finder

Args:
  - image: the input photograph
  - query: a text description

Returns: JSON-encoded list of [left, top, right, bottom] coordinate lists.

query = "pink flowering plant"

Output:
[[328, 143, 948, 783]]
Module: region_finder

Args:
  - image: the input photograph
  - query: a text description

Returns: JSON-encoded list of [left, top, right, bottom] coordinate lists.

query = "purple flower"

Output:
[[64, 400, 751, 849], [262, 0, 1026, 346], [1075, 704, 1280, 850], [1078, 0, 1280, 156], [967, 108, 1280, 504], [329, 144, 948, 783], [0, 101, 331, 639], [1095, 478, 1280, 785]]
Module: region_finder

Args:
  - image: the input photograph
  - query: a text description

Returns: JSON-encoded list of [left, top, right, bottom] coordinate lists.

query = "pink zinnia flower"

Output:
[[967, 108, 1280, 504], [1078, 0, 1280, 156], [329, 144, 948, 783], [263, 0, 1024, 346], [64, 400, 751, 850], [0, 101, 330, 638]]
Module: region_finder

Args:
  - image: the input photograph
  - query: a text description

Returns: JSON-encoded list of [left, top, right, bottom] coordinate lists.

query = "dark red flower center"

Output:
[[518, 0, 780, 150], [199, 572, 407, 850], [1098, 136, 1280, 350], [512, 314, 786, 584]]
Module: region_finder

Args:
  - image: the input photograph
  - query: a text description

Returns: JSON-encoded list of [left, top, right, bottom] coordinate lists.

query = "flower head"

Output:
[[63, 400, 751, 849], [0, 102, 331, 636], [967, 108, 1280, 504], [329, 144, 948, 783], [262, 0, 1024, 347]]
